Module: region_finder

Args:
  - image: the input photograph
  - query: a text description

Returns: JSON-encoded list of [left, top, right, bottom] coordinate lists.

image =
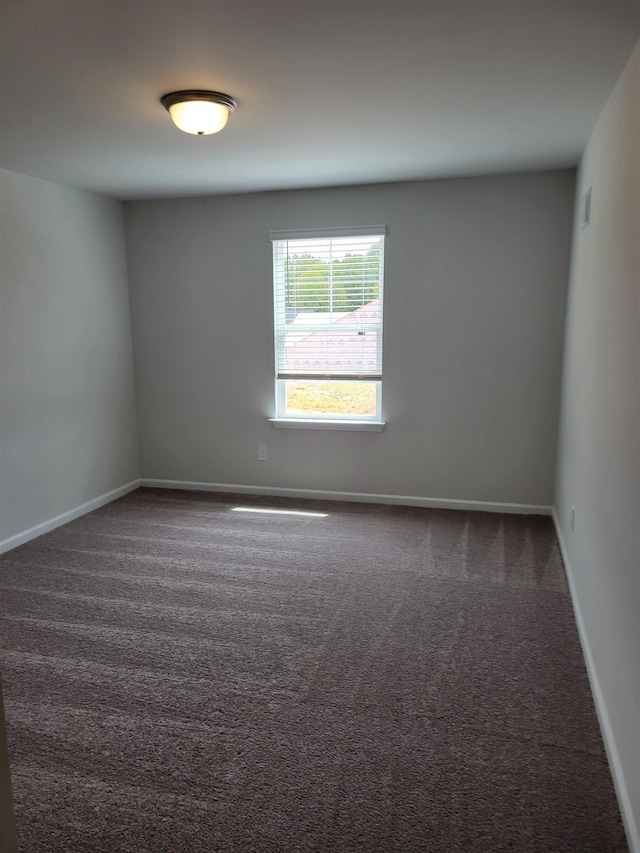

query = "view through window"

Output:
[[272, 228, 385, 420]]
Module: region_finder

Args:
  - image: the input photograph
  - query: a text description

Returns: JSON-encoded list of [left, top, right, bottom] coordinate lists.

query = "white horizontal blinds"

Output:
[[273, 229, 385, 380]]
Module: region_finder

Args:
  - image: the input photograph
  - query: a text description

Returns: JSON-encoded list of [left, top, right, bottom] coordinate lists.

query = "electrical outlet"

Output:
[[571, 509, 575, 532], [258, 445, 267, 461]]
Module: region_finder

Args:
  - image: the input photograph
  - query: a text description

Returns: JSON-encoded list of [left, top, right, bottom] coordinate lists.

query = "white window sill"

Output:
[[269, 418, 385, 432]]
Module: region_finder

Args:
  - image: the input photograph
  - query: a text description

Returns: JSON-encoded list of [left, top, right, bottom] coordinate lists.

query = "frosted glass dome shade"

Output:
[[168, 100, 228, 135], [161, 91, 237, 136]]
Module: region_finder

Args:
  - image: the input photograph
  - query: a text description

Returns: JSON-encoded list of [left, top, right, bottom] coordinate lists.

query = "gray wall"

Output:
[[126, 170, 574, 506], [0, 168, 139, 543], [555, 43, 639, 847]]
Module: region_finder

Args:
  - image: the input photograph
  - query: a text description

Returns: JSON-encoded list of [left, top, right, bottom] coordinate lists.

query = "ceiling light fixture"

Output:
[[160, 90, 237, 136]]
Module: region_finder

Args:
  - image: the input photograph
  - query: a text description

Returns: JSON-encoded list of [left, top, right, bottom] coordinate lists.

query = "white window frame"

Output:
[[270, 226, 386, 429]]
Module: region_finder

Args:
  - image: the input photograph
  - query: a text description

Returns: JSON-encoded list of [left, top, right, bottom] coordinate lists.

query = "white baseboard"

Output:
[[140, 478, 551, 515], [0, 479, 141, 555], [553, 510, 639, 853]]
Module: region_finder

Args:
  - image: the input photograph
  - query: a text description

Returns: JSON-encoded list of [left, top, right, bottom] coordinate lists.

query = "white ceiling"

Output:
[[1, 0, 638, 200]]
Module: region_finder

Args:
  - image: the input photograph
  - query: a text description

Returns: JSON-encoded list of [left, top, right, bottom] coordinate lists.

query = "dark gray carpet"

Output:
[[0, 488, 627, 852]]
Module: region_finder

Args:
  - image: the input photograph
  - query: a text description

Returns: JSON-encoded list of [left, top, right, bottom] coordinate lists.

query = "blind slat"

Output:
[[277, 373, 383, 381]]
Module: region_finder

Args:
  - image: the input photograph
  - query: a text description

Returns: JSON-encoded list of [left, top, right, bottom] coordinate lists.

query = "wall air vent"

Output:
[[582, 186, 592, 227]]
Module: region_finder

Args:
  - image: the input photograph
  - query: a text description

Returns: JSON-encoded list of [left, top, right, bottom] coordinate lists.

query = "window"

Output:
[[271, 226, 385, 426]]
